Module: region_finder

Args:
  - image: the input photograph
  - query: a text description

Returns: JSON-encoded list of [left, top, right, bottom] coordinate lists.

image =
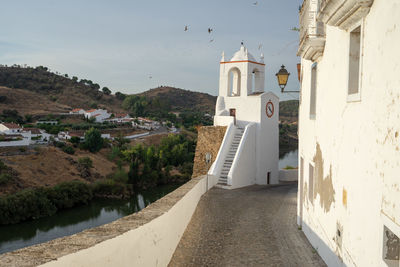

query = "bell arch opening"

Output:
[[227, 67, 241, 97], [250, 68, 262, 95]]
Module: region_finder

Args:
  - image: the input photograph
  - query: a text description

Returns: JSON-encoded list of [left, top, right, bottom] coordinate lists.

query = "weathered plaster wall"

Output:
[[0, 175, 217, 267], [297, 0, 400, 266], [192, 126, 226, 178], [279, 169, 298, 182]]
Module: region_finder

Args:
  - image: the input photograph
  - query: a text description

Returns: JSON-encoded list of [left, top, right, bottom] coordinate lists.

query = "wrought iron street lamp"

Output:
[[275, 65, 299, 93]]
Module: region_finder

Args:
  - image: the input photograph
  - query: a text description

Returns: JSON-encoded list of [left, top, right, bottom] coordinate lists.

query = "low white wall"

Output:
[[0, 139, 30, 147], [124, 132, 150, 139], [214, 115, 234, 126], [278, 169, 298, 182], [228, 123, 256, 189], [39, 175, 217, 267], [208, 122, 234, 178]]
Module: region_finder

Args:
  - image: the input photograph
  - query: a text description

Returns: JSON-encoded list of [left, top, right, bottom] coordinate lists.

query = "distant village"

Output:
[[0, 107, 177, 147]]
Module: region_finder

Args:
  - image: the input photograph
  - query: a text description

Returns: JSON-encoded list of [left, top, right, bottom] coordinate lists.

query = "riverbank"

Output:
[[0, 183, 180, 255]]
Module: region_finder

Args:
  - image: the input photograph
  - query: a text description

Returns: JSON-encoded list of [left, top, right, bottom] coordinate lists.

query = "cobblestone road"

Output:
[[169, 183, 326, 267]]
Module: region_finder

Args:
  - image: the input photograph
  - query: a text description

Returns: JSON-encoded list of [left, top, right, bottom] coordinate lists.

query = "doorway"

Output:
[[229, 109, 236, 125], [267, 172, 271, 184]]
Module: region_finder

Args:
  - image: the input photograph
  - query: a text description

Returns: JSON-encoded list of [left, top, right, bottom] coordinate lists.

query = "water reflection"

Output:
[[0, 184, 179, 254]]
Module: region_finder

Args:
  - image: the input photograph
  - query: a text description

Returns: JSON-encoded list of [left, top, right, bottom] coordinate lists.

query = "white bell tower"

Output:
[[212, 44, 279, 189], [218, 44, 265, 97]]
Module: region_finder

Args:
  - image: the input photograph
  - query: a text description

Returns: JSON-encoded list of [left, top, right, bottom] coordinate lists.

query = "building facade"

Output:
[[297, 0, 400, 266], [209, 45, 279, 189]]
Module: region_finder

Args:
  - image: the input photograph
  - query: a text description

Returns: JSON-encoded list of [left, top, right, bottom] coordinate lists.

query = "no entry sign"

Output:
[[266, 101, 274, 118]]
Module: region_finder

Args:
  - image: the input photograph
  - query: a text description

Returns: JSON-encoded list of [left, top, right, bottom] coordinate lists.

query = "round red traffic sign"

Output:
[[266, 101, 274, 118]]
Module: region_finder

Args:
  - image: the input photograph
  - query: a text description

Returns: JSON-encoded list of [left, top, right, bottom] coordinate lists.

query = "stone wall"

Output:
[[192, 126, 226, 178]]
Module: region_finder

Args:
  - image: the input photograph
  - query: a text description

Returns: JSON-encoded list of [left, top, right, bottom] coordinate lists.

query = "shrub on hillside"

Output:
[[62, 146, 75, 155], [0, 173, 12, 185]]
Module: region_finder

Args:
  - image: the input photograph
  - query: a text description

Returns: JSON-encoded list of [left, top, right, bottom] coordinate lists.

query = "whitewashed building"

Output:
[[84, 109, 111, 122], [0, 123, 23, 134], [297, 0, 400, 266], [209, 45, 279, 189], [0, 123, 31, 146]]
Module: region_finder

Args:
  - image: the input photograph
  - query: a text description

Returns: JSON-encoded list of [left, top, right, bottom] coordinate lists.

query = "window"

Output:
[[348, 25, 362, 101], [310, 63, 317, 119], [383, 226, 399, 266], [308, 163, 314, 204]]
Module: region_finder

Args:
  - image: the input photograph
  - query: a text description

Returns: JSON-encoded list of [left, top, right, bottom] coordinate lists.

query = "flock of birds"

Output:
[[149, 1, 296, 81]]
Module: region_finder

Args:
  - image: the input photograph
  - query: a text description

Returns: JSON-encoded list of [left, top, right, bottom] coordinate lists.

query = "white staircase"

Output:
[[218, 127, 245, 185]]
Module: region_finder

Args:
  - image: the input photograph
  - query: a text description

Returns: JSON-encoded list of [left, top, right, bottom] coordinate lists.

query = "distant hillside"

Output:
[[279, 100, 299, 123], [0, 66, 124, 114], [137, 86, 216, 113], [0, 66, 216, 119]]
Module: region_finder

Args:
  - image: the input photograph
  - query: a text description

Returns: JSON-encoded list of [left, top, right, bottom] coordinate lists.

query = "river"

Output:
[[0, 184, 179, 255]]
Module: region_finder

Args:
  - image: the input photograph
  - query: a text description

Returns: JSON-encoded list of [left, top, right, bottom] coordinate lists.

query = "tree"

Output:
[[102, 87, 111, 95], [24, 114, 33, 123], [123, 95, 148, 117], [69, 136, 81, 145], [114, 134, 129, 149], [115, 92, 126, 101], [92, 83, 100, 90], [83, 128, 104, 152]]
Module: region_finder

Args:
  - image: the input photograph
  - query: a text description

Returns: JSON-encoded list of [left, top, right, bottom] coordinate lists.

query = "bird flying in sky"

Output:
[[208, 28, 213, 34], [184, 25, 189, 31], [209, 39, 214, 43]]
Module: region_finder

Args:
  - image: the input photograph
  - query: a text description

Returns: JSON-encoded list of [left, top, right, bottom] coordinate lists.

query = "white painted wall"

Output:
[[213, 115, 234, 126], [39, 175, 218, 267], [208, 122, 235, 178], [297, 0, 400, 266], [0, 138, 30, 147], [228, 123, 256, 189], [124, 132, 150, 139]]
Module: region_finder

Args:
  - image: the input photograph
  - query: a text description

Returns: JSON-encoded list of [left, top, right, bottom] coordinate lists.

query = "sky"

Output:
[[0, 0, 302, 100]]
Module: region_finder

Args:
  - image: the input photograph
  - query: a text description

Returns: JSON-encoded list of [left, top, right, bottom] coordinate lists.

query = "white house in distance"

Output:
[[0, 123, 23, 134], [297, 0, 400, 266], [208, 44, 279, 189], [84, 109, 111, 123], [0, 123, 30, 146]]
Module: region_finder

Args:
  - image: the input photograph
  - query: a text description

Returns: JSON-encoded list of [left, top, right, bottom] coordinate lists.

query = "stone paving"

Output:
[[169, 183, 326, 267]]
